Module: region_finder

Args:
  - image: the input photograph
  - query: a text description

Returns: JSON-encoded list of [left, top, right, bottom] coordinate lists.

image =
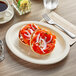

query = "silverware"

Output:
[[0, 40, 5, 61], [42, 14, 76, 39]]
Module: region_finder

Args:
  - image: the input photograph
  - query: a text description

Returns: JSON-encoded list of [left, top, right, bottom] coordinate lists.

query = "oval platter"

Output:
[[5, 21, 70, 65]]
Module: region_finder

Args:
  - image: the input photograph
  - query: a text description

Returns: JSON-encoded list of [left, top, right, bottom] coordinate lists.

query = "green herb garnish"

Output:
[[39, 42, 41, 45], [35, 28, 37, 30], [26, 27, 28, 30], [48, 49, 50, 51], [27, 33, 28, 35], [45, 32, 48, 34]]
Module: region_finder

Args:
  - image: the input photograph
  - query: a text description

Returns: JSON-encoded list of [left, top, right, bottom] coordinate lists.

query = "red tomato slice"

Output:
[[19, 24, 40, 45], [33, 43, 43, 54], [31, 29, 56, 55]]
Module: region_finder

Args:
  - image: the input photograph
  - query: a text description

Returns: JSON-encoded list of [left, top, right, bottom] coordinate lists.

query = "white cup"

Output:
[[0, 0, 12, 19], [43, 0, 58, 10]]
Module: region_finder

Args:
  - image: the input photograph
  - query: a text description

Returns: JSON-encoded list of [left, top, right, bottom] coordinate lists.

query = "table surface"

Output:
[[0, 0, 76, 76]]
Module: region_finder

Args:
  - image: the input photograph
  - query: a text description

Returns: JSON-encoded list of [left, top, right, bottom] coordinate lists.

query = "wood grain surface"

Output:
[[0, 0, 76, 76]]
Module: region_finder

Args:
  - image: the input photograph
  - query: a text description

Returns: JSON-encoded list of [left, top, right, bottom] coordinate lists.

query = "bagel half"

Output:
[[30, 29, 56, 55], [19, 24, 41, 45]]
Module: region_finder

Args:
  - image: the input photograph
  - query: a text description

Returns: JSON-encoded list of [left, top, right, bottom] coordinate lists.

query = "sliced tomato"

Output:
[[19, 24, 40, 45], [31, 29, 56, 55], [33, 43, 43, 54], [43, 43, 55, 54], [31, 35, 37, 44]]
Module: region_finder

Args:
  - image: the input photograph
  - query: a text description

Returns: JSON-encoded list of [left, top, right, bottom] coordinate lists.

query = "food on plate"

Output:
[[19, 23, 56, 55], [16, 0, 31, 13], [30, 29, 56, 55], [19, 24, 41, 45]]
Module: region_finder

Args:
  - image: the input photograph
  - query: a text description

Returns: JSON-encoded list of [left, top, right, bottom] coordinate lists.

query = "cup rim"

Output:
[[0, 0, 8, 12]]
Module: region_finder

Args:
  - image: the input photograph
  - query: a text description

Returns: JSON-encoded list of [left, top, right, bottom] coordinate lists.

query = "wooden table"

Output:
[[0, 0, 76, 76]]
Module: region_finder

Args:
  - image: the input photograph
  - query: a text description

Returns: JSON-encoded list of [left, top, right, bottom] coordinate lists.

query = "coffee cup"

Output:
[[0, 0, 12, 19]]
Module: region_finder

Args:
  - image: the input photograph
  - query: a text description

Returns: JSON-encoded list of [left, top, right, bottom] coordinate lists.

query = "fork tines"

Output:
[[42, 14, 50, 21]]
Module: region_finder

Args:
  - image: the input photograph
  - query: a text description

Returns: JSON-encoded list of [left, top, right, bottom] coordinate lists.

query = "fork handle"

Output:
[[54, 23, 76, 39]]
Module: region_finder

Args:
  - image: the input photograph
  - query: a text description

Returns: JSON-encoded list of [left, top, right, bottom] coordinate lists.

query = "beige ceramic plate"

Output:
[[5, 21, 70, 65]]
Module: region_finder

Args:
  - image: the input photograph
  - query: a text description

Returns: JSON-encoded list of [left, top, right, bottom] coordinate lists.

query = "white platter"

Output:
[[5, 21, 70, 65]]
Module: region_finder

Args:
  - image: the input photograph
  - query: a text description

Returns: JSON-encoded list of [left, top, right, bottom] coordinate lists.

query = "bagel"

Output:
[[19, 24, 41, 45], [30, 29, 56, 55]]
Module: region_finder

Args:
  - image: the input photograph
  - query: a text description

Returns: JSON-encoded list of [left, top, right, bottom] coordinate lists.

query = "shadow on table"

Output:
[[6, 44, 69, 71]]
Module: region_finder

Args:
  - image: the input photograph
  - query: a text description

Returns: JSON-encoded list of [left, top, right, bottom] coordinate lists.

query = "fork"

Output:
[[42, 14, 76, 39]]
